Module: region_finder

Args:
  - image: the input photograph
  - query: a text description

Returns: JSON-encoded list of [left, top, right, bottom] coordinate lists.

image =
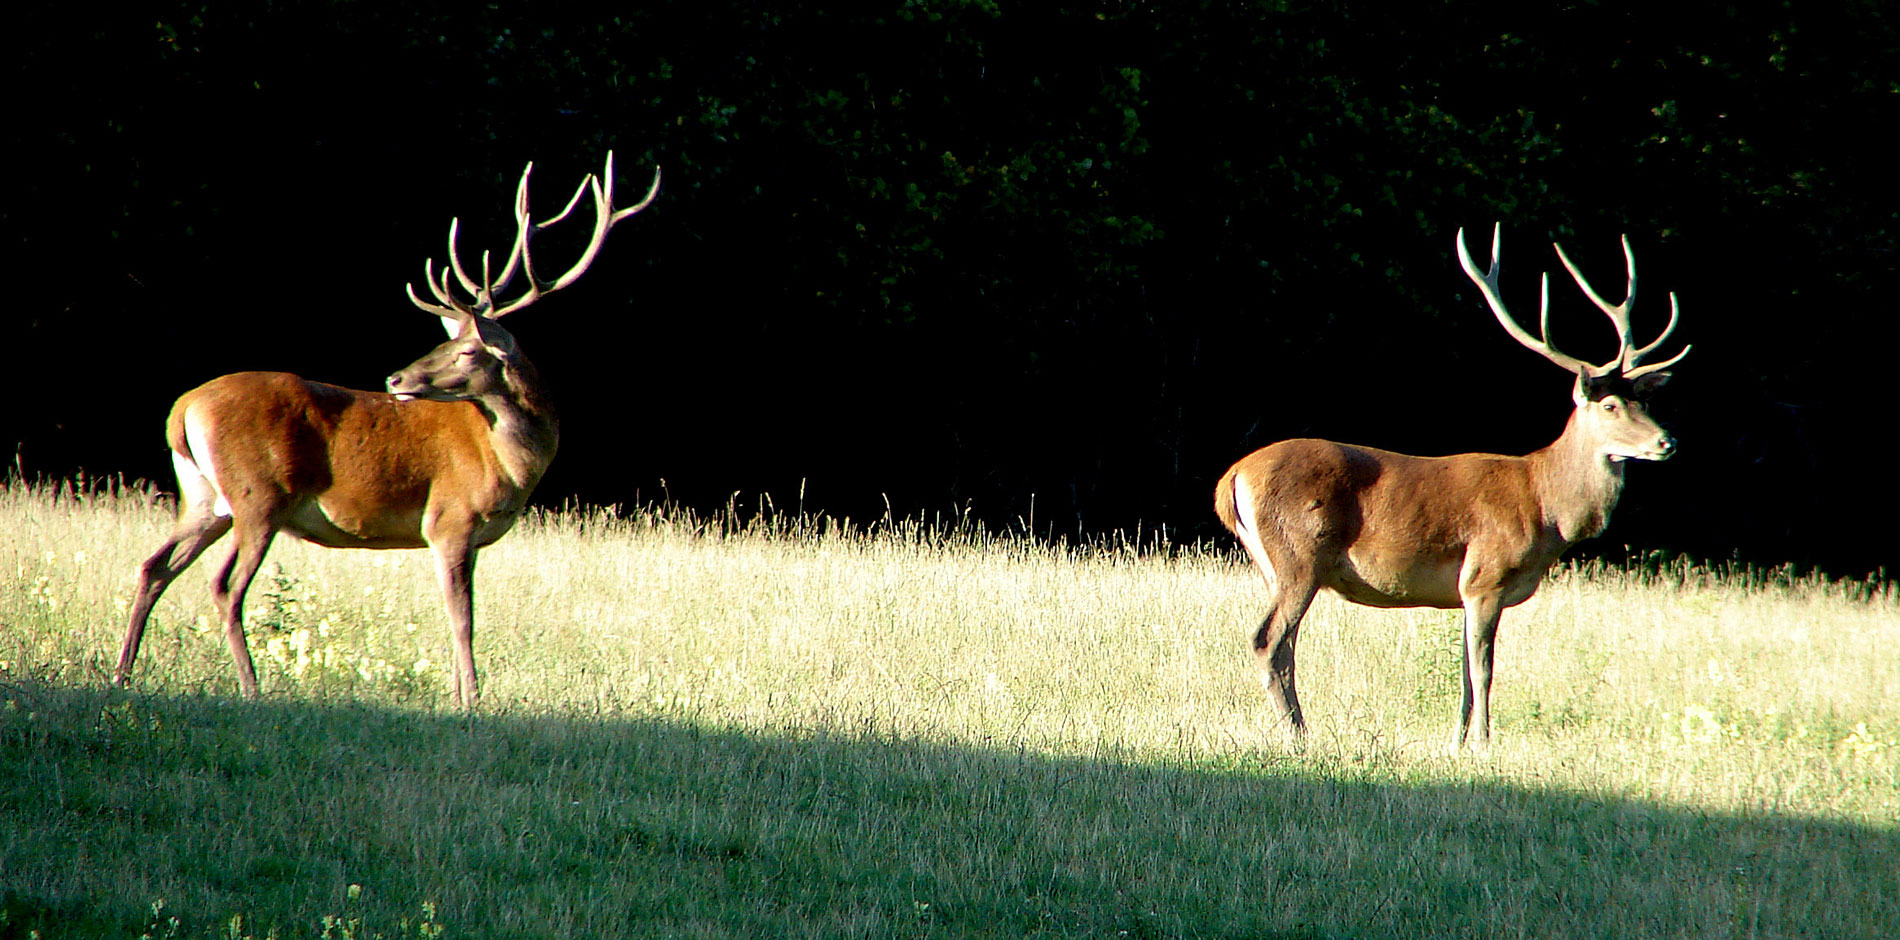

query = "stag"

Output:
[[115, 152, 660, 707], [1214, 224, 1690, 747]]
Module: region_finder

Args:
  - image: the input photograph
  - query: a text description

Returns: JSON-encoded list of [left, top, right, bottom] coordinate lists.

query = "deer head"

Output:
[[1457, 223, 1691, 463], [388, 153, 661, 404]]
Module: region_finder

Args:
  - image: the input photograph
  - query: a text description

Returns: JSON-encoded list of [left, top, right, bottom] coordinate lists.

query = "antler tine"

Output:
[[418, 257, 461, 311], [1553, 235, 1636, 320], [422, 258, 447, 305], [1625, 344, 1692, 378], [440, 264, 475, 315], [405, 280, 461, 319], [1552, 235, 1637, 370], [603, 152, 664, 224], [479, 163, 541, 302], [538, 174, 614, 295], [1630, 291, 1679, 360], [476, 249, 499, 317], [445, 217, 482, 297], [612, 164, 664, 225], [505, 168, 595, 296], [406, 254, 475, 319], [1537, 271, 1554, 351], [533, 170, 598, 233], [1457, 224, 1592, 376], [1624, 291, 1692, 378]]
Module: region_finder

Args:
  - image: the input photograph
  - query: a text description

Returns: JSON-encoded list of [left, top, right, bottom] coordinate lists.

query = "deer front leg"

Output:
[[209, 520, 279, 699], [1458, 592, 1505, 749], [428, 537, 480, 709]]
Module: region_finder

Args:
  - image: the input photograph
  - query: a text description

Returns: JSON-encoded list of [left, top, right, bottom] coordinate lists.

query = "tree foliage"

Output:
[[11, 1, 1897, 574]]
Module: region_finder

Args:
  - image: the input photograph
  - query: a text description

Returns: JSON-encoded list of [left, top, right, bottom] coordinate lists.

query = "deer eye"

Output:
[[1600, 400, 1619, 413]]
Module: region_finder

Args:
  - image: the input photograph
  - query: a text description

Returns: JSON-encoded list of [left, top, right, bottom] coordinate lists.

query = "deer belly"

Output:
[[1330, 553, 1464, 609], [470, 514, 521, 548], [281, 499, 428, 549]]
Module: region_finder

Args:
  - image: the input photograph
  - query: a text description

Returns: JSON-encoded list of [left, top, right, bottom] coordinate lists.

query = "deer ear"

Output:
[[440, 314, 470, 339], [1573, 371, 1626, 405], [1571, 373, 1597, 407], [1631, 370, 1673, 399], [469, 315, 518, 358]]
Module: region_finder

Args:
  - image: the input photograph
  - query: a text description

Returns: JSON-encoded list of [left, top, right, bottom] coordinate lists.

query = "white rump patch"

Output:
[[181, 406, 233, 518], [1231, 474, 1277, 593]]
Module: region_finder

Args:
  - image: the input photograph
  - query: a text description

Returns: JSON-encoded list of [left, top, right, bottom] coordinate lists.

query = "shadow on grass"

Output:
[[2, 680, 1894, 939]]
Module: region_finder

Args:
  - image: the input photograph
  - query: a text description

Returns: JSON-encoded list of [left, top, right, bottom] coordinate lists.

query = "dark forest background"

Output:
[[9, 1, 1897, 578]]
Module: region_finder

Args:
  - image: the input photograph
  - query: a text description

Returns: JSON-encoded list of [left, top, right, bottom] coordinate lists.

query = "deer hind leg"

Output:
[[117, 449, 236, 687], [1253, 567, 1320, 736], [117, 508, 233, 686], [208, 519, 280, 698], [1458, 592, 1505, 749], [1229, 472, 1322, 736]]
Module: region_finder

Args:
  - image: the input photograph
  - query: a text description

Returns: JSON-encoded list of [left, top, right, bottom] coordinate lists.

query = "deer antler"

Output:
[[1457, 224, 1596, 376], [406, 151, 663, 320], [1551, 235, 1690, 379], [1457, 223, 1691, 380]]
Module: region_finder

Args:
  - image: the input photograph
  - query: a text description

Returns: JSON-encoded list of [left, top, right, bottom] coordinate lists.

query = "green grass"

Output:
[[2, 479, 1896, 938]]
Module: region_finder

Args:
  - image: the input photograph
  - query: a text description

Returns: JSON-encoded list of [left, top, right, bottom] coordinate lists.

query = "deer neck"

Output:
[[473, 358, 560, 492], [1528, 408, 1626, 545]]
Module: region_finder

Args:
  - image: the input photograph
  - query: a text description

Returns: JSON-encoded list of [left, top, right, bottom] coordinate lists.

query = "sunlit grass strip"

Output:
[[2, 479, 1896, 937]]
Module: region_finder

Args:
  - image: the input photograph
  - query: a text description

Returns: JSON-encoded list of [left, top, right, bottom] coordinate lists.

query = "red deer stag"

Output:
[[115, 153, 660, 707], [1214, 224, 1689, 747]]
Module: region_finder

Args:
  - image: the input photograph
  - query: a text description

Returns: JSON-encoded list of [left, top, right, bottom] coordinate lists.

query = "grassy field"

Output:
[[2, 479, 1896, 938]]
